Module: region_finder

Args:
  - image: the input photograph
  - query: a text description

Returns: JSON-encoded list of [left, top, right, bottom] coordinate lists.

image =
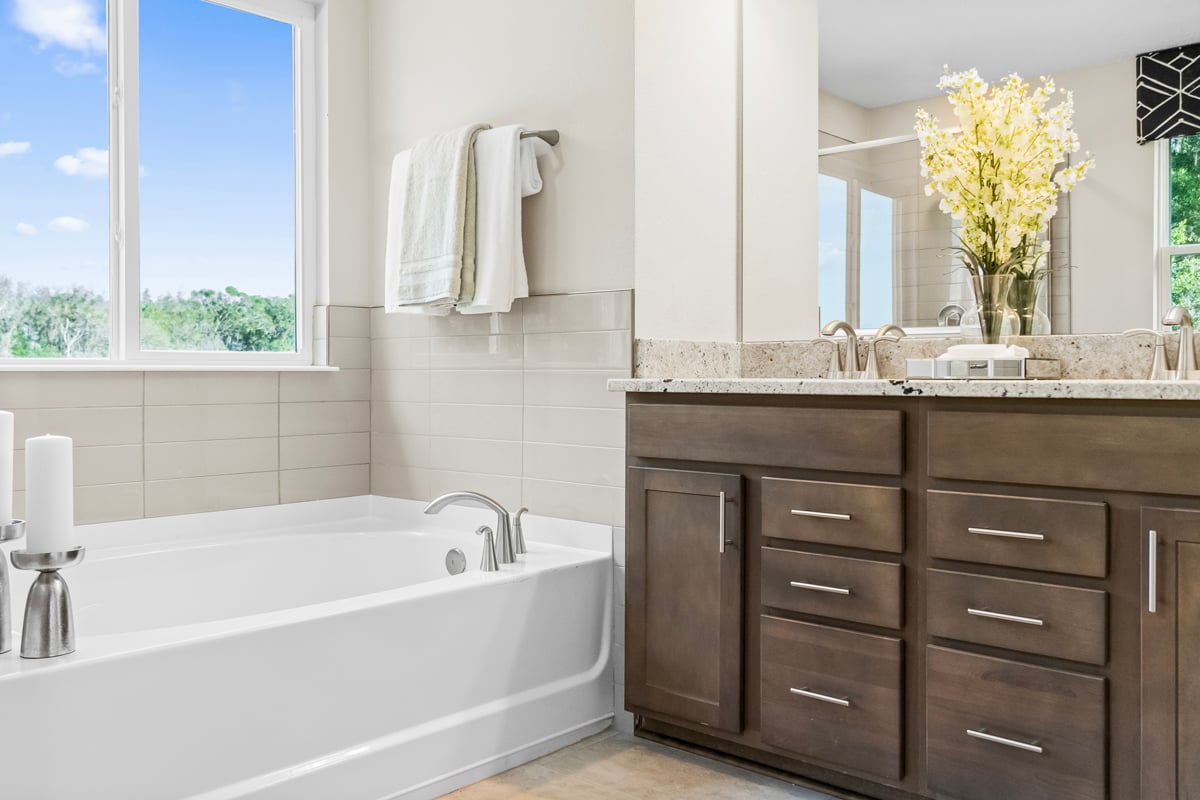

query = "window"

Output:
[[0, 0, 315, 363], [817, 170, 895, 330], [1162, 134, 1200, 324]]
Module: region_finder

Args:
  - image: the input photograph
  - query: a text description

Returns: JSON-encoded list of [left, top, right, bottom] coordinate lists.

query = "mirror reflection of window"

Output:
[[859, 188, 893, 330], [818, 173, 848, 327]]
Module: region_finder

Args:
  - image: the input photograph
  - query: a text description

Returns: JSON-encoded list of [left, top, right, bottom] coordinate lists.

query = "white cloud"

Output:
[[47, 216, 89, 233], [13, 0, 106, 53], [14, 223, 37, 236], [0, 141, 31, 158], [54, 146, 106, 178], [53, 55, 99, 77]]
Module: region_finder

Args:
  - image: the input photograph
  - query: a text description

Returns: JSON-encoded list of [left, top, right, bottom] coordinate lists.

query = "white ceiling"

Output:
[[819, 0, 1200, 108]]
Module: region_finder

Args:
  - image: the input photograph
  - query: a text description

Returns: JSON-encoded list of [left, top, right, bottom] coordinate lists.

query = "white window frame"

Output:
[[1156, 136, 1200, 325], [2, 0, 317, 367]]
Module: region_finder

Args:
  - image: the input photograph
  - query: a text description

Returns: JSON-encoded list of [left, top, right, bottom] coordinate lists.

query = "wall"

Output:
[[7, 307, 370, 524], [364, 0, 634, 301]]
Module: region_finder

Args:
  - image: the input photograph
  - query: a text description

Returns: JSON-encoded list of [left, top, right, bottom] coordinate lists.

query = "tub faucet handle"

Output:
[[512, 508, 529, 555], [476, 526, 499, 572]]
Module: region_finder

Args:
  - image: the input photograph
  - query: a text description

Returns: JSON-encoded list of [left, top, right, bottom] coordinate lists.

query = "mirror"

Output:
[[816, 0, 1200, 335]]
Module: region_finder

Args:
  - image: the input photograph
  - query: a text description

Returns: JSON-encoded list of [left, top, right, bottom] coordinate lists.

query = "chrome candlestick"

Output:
[[0, 519, 26, 655], [10, 545, 85, 659]]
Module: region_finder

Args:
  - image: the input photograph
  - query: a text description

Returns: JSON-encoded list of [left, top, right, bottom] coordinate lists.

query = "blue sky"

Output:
[[0, 0, 296, 298]]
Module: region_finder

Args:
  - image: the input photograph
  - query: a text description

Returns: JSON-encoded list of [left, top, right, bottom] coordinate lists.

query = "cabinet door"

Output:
[[1142, 507, 1200, 799], [625, 466, 743, 732]]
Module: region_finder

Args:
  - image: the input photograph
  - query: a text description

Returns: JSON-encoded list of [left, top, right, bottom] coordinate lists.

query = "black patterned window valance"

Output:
[[1137, 42, 1200, 143]]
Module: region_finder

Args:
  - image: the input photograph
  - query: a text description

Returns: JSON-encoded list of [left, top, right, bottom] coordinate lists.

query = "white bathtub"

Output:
[[0, 496, 614, 800]]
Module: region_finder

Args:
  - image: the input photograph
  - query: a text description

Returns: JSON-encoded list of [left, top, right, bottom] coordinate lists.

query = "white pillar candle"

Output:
[[25, 435, 75, 554], [0, 411, 12, 524]]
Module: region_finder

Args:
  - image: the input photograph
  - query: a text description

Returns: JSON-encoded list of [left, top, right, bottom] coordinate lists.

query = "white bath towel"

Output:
[[384, 123, 488, 313], [459, 127, 551, 315]]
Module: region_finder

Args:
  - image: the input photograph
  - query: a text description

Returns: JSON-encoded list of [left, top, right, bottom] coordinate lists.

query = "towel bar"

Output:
[[521, 129, 560, 146]]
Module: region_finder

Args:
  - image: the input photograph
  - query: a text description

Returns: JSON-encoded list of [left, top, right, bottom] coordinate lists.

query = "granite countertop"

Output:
[[608, 377, 1200, 401]]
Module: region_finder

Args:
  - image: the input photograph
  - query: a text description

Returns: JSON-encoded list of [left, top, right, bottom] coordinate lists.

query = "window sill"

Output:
[[0, 364, 340, 372]]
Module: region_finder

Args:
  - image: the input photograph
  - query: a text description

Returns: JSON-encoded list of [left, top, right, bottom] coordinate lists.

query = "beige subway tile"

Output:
[[523, 442, 624, 487], [372, 401, 430, 435], [371, 307, 431, 338], [280, 368, 370, 402], [426, 437, 521, 476], [0, 373, 143, 410], [429, 403, 523, 441], [14, 444, 143, 490], [145, 472, 278, 517], [144, 372, 278, 405], [371, 370, 430, 403], [145, 404, 278, 443], [329, 306, 370, 338], [281, 464, 369, 503], [524, 331, 632, 371], [429, 310, 522, 336], [430, 334, 522, 370], [145, 437, 278, 480], [371, 463, 430, 500], [523, 406, 624, 448], [521, 291, 632, 333], [371, 433, 430, 467], [279, 432, 369, 470], [427, 469, 521, 510], [75, 482, 145, 525], [279, 401, 369, 436], [372, 337, 430, 369], [15, 407, 142, 447], [523, 370, 627, 409], [429, 370, 522, 405], [522, 478, 624, 527], [329, 337, 371, 369]]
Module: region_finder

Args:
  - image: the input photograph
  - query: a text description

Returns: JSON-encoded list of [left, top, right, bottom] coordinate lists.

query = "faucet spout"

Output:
[[424, 492, 516, 564], [1163, 306, 1196, 380], [821, 320, 860, 378]]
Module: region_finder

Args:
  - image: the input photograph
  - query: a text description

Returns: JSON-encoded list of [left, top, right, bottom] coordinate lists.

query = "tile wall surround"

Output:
[[6, 305, 372, 525], [636, 331, 1180, 382]]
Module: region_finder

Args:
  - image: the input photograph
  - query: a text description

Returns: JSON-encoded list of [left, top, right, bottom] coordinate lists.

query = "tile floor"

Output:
[[444, 730, 837, 799]]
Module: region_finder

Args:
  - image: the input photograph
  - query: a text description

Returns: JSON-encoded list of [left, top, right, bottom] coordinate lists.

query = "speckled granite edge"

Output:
[[634, 339, 742, 379], [608, 377, 1200, 401]]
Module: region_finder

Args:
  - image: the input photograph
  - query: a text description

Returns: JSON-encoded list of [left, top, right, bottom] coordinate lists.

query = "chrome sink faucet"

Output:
[[1163, 306, 1197, 380], [865, 324, 907, 380], [821, 320, 859, 379], [424, 491, 516, 564]]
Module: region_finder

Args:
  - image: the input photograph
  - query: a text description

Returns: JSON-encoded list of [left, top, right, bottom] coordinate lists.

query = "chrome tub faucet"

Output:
[[424, 491, 516, 565]]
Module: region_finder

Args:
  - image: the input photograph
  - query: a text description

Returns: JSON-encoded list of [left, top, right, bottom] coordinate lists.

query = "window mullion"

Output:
[[112, 0, 141, 360]]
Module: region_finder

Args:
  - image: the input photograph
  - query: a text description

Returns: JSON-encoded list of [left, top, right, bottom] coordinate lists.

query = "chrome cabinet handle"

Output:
[[790, 687, 850, 707], [718, 491, 726, 555], [968, 526, 1045, 541], [791, 509, 852, 521], [966, 728, 1044, 755], [967, 607, 1044, 626], [790, 581, 851, 595], [1148, 529, 1157, 614]]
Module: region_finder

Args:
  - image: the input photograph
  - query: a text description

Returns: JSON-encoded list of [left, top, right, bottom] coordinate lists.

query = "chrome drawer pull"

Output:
[[968, 526, 1045, 541], [790, 687, 850, 707], [1148, 529, 1158, 614], [967, 607, 1044, 626], [966, 728, 1044, 755], [790, 581, 851, 596], [718, 491, 727, 555], [791, 509, 852, 521]]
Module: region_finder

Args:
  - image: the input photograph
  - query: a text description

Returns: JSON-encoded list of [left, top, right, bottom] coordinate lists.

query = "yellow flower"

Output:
[[915, 68, 1095, 276]]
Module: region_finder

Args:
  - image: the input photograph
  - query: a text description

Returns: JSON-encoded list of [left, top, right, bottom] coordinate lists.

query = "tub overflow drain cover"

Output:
[[445, 548, 467, 575]]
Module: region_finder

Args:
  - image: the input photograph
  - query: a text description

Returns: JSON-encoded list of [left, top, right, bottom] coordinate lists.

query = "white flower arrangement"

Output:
[[915, 68, 1095, 277]]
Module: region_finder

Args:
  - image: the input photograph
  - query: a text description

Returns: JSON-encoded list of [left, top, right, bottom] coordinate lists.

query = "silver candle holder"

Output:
[[10, 545, 85, 659], [0, 519, 26, 655]]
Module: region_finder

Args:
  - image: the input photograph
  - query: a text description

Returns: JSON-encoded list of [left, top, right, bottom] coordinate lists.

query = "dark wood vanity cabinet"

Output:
[[625, 393, 1200, 800]]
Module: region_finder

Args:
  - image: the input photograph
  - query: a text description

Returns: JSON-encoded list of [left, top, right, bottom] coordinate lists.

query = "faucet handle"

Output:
[[476, 525, 499, 572], [512, 507, 528, 555], [1123, 328, 1169, 380], [864, 335, 904, 380], [809, 338, 843, 379]]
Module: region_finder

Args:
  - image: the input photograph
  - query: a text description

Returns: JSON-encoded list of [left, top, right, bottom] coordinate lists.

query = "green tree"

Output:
[[1170, 135, 1200, 322]]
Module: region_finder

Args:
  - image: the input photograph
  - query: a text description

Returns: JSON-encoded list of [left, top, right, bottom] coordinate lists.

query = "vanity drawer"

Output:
[[927, 490, 1107, 577], [761, 547, 903, 629], [926, 569, 1107, 665], [760, 615, 903, 780], [762, 478, 903, 553], [926, 646, 1106, 800], [628, 403, 904, 475]]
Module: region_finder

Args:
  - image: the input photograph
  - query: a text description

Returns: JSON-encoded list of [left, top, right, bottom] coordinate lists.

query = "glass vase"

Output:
[[969, 273, 1017, 344], [1008, 273, 1051, 336]]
